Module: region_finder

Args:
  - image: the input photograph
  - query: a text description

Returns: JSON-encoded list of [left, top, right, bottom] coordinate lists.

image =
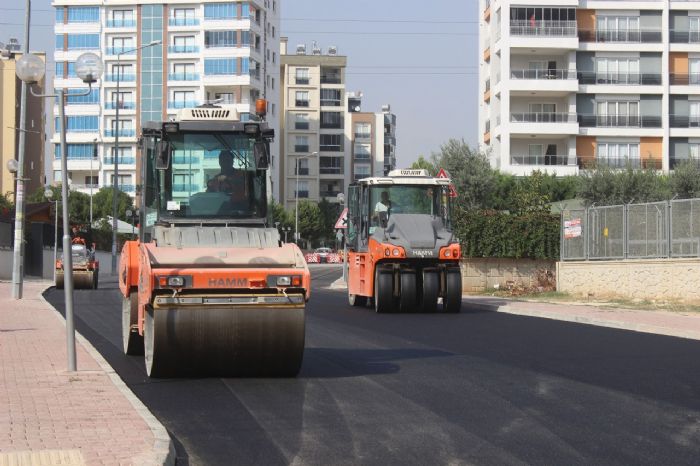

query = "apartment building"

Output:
[[347, 99, 397, 181], [52, 0, 280, 198], [0, 41, 46, 198], [479, 1, 700, 176], [279, 38, 349, 210]]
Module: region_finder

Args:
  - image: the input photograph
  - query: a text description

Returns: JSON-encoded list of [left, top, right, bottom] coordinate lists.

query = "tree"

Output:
[[268, 201, 292, 229], [577, 166, 670, 206], [26, 185, 92, 225], [91, 187, 134, 222], [670, 161, 700, 199], [317, 198, 339, 246], [409, 156, 436, 175], [0, 191, 15, 216], [430, 139, 498, 211], [296, 200, 322, 246]]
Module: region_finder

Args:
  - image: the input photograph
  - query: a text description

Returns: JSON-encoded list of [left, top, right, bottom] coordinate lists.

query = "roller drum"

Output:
[[55, 271, 64, 289], [73, 271, 95, 290], [145, 305, 305, 378]]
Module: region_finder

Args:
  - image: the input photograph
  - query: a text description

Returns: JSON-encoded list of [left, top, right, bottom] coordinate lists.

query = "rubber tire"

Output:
[[398, 272, 417, 313], [374, 270, 394, 314], [122, 292, 144, 355], [56, 272, 64, 289], [348, 292, 367, 307], [93, 271, 99, 290], [420, 271, 439, 313], [443, 270, 462, 313]]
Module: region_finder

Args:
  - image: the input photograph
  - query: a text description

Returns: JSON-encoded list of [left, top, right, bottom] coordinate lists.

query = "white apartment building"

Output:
[[52, 0, 280, 199], [479, 0, 700, 176]]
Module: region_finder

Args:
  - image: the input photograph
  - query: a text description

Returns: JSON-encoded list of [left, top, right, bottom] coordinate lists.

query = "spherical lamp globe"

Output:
[[75, 52, 103, 83], [15, 54, 45, 84]]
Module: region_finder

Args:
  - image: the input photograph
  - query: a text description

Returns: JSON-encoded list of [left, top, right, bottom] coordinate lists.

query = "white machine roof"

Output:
[[356, 169, 452, 186]]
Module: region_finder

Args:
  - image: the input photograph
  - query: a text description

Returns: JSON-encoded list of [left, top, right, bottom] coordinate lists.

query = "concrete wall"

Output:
[[557, 259, 700, 303], [460, 258, 556, 293]]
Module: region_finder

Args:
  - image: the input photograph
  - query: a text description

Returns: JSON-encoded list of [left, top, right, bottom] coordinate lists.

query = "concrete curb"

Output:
[[329, 277, 347, 290], [38, 285, 176, 466]]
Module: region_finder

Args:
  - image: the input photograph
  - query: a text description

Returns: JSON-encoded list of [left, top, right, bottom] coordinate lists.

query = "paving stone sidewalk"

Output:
[[463, 295, 700, 341], [0, 280, 174, 466]]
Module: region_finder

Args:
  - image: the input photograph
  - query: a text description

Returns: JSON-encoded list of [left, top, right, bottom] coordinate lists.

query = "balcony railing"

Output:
[[670, 73, 700, 86], [578, 29, 662, 43], [510, 69, 577, 80], [578, 114, 662, 128], [295, 100, 310, 107], [249, 69, 260, 80], [511, 154, 577, 166], [320, 75, 341, 84], [169, 17, 200, 26], [294, 190, 309, 199], [295, 122, 310, 130], [55, 154, 97, 161], [168, 45, 199, 54], [104, 74, 136, 82], [320, 99, 341, 107], [106, 47, 137, 56], [294, 167, 309, 176], [354, 132, 371, 139], [671, 157, 700, 170], [103, 156, 135, 165], [104, 129, 136, 137], [295, 77, 310, 85], [168, 73, 199, 81], [106, 19, 136, 28], [354, 153, 371, 160], [670, 30, 700, 44], [578, 72, 661, 85], [107, 184, 135, 193], [670, 115, 700, 128], [320, 166, 343, 175], [320, 144, 342, 152], [168, 100, 199, 109], [104, 102, 136, 110], [71, 183, 100, 190], [509, 20, 577, 37], [594, 157, 661, 169], [510, 112, 578, 123], [294, 145, 309, 153]]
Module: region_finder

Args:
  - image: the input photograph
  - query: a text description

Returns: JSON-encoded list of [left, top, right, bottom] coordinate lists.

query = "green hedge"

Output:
[[454, 209, 560, 260]]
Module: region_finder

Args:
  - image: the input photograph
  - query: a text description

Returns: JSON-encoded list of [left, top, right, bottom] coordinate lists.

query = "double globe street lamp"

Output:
[[16, 51, 103, 372]]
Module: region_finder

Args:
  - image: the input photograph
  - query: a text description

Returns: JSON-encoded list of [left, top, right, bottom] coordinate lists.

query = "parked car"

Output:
[[314, 247, 333, 263]]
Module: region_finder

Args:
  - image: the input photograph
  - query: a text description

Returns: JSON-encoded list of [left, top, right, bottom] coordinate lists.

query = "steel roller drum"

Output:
[[145, 302, 305, 378], [55, 271, 64, 289], [72, 271, 95, 289]]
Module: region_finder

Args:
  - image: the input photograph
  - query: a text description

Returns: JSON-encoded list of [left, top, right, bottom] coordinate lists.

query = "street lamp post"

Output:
[[295, 151, 318, 245], [44, 188, 58, 284], [111, 40, 161, 275], [16, 51, 103, 372]]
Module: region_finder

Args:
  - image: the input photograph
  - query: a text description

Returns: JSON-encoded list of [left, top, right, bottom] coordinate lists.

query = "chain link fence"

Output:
[[561, 198, 700, 260]]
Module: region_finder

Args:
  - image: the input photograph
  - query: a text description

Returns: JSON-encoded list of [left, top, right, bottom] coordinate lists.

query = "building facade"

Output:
[[279, 38, 349, 210], [479, 0, 700, 176], [52, 0, 280, 198], [347, 100, 397, 182], [0, 42, 46, 198]]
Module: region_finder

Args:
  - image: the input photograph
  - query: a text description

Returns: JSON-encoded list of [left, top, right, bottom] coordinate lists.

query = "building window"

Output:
[[596, 100, 640, 126], [295, 91, 310, 107], [597, 142, 640, 168], [320, 156, 343, 174], [321, 89, 342, 106], [170, 8, 196, 26], [171, 90, 196, 108], [213, 92, 234, 104], [354, 122, 371, 138], [354, 165, 371, 180], [295, 68, 309, 85], [596, 57, 640, 84], [320, 134, 343, 152], [62, 34, 100, 50], [295, 158, 309, 176], [110, 37, 135, 54], [204, 58, 236, 75], [55, 116, 99, 133], [109, 10, 134, 27], [294, 180, 309, 199], [321, 111, 343, 129], [295, 113, 309, 130], [354, 143, 371, 160], [55, 8, 64, 23], [171, 36, 196, 53], [64, 88, 100, 105], [66, 6, 99, 23], [54, 143, 95, 160], [204, 3, 236, 20], [294, 136, 309, 153], [205, 30, 237, 48]]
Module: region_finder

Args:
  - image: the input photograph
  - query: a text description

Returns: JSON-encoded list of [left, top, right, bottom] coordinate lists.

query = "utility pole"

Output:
[[11, 0, 31, 299]]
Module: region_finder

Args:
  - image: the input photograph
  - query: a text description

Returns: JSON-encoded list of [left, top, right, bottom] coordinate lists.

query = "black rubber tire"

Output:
[[93, 271, 99, 290], [122, 292, 144, 355], [348, 292, 367, 307], [398, 272, 417, 313], [374, 270, 394, 313], [443, 270, 462, 313], [420, 271, 439, 313], [55, 272, 64, 289]]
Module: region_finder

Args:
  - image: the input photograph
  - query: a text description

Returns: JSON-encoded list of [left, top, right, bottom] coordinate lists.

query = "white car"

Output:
[[314, 248, 333, 263]]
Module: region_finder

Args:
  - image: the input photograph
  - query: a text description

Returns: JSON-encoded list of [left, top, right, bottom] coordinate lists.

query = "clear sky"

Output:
[[4, 0, 480, 168]]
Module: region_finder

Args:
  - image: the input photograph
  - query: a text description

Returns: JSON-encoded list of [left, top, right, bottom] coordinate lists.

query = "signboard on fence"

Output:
[[564, 218, 582, 239]]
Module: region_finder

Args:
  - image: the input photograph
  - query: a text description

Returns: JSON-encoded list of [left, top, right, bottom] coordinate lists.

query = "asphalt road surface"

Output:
[[45, 265, 700, 466]]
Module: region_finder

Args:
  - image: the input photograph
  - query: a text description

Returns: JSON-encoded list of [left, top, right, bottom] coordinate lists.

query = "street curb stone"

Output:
[[38, 285, 176, 466]]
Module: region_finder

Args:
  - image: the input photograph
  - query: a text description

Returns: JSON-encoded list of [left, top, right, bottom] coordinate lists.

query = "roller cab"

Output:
[[56, 240, 99, 290], [119, 103, 309, 377], [346, 169, 462, 313]]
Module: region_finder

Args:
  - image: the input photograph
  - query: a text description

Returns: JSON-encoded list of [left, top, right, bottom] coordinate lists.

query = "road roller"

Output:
[[346, 169, 462, 313], [56, 239, 99, 290], [119, 100, 310, 377]]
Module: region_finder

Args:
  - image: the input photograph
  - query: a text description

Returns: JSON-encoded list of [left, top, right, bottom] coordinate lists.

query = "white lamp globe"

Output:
[[75, 53, 103, 83], [15, 54, 45, 83], [6, 159, 19, 174], [44, 188, 53, 200]]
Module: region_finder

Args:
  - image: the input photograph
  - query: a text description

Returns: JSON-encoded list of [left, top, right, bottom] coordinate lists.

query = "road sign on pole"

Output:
[[335, 208, 348, 229], [437, 168, 458, 198]]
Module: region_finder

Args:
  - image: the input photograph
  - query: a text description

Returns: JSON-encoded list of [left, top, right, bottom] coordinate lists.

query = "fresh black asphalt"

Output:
[[45, 265, 700, 466]]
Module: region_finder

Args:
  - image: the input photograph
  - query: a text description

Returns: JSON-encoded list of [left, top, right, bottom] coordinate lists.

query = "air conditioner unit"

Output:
[[327, 46, 337, 56], [296, 44, 306, 55]]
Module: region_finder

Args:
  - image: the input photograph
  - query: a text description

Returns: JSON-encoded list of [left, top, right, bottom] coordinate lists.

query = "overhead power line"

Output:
[[283, 18, 476, 24]]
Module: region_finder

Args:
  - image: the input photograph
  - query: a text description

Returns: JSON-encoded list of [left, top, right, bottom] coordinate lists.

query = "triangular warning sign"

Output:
[[449, 185, 458, 198], [335, 208, 348, 229], [437, 168, 449, 179]]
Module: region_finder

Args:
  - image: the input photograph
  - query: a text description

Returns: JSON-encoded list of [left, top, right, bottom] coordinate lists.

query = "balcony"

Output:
[[104, 129, 136, 138], [169, 18, 200, 27], [294, 167, 310, 176], [104, 74, 136, 82], [594, 157, 660, 170], [670, 115, 700, 128], [168, 100, 199, 109], [671, 157, 700, 169], [249, 69, 260, 80], [670, 30, 700, 44], [354, 153, 371, 161], [168, 73, 200, 81], [71, 183, 100, 191], [670, 74, 700, 86], [320, 166, 343, 175], [320, 144, 342, 152], [578, 72, 662, 86], [578, 114, 662, 128], [106, 47, 137, 56], [294, 190, 309, 199], [295, 77, 310, 85], [511, 112, 577, 123], [294, 145, 309, 153], [510, 20, 577, 38], [103, 156, 135, 165], [104, 102, 136, 110], [509, 112, 578, 135], [107, 184, 135, 193], [295, 100, 310, 107], [511, 69, 577, 81], [168, 45, 199, 54], [578, 29, 662, 44], [106, 19, 136, 28], [295, 122, 310, 130], [320, 75, 341, 85], [354, 132, 371, 140], [320, 99, 341, 107], [511, 154, 577, 166]]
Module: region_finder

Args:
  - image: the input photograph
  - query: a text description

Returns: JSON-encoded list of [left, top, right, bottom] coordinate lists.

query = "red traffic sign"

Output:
[[335, 208, 348, 229], [437, 168, 458, 198]]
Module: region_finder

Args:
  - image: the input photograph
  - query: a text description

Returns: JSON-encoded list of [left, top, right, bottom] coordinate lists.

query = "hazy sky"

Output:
[[5, 0, 479, 168]]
